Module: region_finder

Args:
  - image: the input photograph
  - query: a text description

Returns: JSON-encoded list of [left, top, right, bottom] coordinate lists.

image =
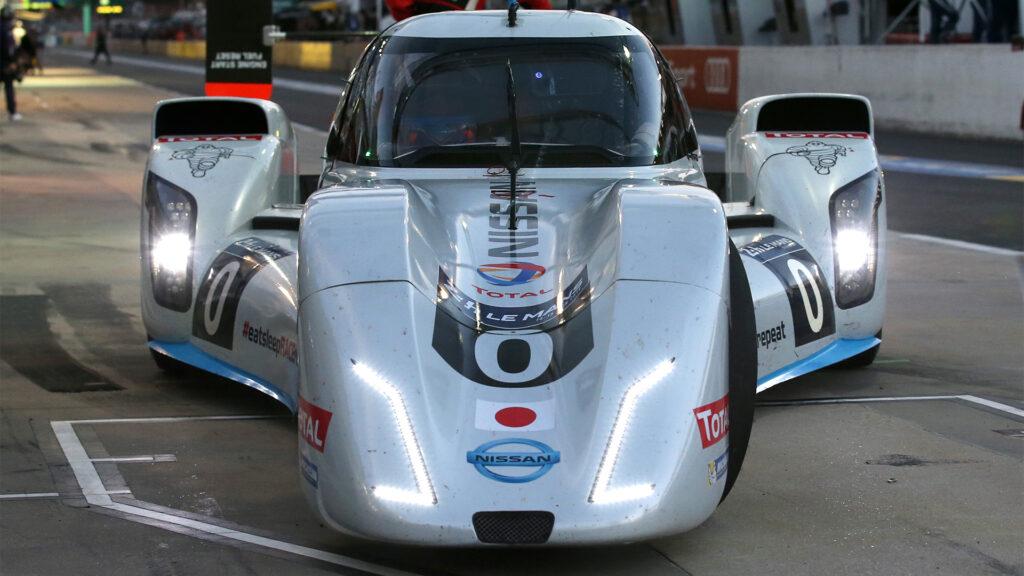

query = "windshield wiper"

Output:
[[503, 59, 522, 231]]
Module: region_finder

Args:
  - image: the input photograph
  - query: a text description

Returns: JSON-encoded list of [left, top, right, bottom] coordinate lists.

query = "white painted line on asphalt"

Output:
[[0, 490, 129, 500], [100, 500, 424, 576], [51, 415, 425, 576], [898, 233, 1024, 257], [293, 122, 329, 137], [759, 394, 959, 406], [91, 454, 177, 463], [758, 394, 1024, 420], [960, 395, 1024, 419], [275, 78, 344, 97], [51, 421, 116, 505], [64, 415, 281, 425], [56, 48, 202, 74], [0, 492, 60, 500]]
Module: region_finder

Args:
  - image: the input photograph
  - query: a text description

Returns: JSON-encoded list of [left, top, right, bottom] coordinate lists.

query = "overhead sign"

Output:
[[205, 0, 273, 100]]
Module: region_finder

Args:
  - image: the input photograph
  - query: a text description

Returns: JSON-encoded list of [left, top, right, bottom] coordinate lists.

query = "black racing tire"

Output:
[[150, 348, 187, 375], [722, 239, 757, 503], [834, 330, 882, 369]]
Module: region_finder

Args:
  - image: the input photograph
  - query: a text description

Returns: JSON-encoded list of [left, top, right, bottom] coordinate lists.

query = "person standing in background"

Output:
[[928, 0, 960, 43], [19, 28, 41, 75], [987, 0, 1021, 42], [10, 17, 23, 44], [91, 26, 111, 65], [1, 7, 20, 121]]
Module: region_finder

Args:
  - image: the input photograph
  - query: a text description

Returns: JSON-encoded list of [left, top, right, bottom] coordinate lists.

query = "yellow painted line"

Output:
[[23, 67, 98, 76], [20, 75, 139, 88], [166, 40, 206, 60], [299, 42, 332, 71], [992, 175, 1024, 183]]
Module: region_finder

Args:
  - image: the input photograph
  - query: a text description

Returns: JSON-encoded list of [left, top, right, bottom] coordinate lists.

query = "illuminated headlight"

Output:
[[151, 232, 192, 275], [830, 171, 881, 309], [834, 229, 870, 272], [144, 173, 197, 311]]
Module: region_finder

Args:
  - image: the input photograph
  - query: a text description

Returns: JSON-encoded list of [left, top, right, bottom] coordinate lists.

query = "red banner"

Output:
[[659, 47, 739, 111]]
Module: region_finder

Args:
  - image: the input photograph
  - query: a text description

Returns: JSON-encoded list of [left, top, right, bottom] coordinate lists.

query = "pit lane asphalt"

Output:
[[0, 65, 1021, 576]]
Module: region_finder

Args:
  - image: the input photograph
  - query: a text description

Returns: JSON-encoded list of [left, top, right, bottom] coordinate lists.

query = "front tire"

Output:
[[722, 240, 756, 502]]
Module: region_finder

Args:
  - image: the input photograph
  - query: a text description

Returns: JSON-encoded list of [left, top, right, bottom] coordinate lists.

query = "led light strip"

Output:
[[589, 358, 675, 505], [352, 361, 437, 506]]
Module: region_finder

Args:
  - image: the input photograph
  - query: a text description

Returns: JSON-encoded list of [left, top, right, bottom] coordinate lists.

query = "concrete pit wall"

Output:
[[661, 44, 1024, 141], [737, 44, 1024, 141]]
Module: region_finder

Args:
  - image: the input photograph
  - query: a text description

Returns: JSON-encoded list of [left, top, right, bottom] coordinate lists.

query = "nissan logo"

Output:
[[466, 438, 560, 483]]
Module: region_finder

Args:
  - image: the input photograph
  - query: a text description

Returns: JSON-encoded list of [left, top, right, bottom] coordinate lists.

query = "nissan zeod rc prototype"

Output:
[[142, 10, 886, 545]]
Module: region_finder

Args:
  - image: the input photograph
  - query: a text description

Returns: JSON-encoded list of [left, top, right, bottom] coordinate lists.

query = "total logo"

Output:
[[466, 438, 560, 483], [477, 262, 546, 287], [157, 135, 264, 143], [693, 394, 729, 449], [298, 396, 333, 453], [765, 132, 868, 139], [471, 285, 552, 300]]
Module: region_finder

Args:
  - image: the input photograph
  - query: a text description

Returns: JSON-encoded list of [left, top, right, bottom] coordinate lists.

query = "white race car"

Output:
[[142, 9, 885, 545]]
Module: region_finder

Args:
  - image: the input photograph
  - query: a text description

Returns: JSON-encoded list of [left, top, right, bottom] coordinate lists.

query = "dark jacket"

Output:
[[1, 17, 16, 74]]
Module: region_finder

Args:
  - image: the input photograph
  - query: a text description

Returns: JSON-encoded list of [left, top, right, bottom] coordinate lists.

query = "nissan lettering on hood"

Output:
[[141, 9, 886, 546]]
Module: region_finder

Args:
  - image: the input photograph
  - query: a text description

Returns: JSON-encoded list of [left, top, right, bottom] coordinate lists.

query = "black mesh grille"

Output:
[[472, 511, 554, 544]]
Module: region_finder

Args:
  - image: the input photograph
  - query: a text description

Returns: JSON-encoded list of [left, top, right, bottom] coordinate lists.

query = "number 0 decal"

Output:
[[787, 259, 825, 334], [192, 238, 293, 349], [740, 235, 835, 346], [203, 260, 240, 336], [431, 268, 594, 388]]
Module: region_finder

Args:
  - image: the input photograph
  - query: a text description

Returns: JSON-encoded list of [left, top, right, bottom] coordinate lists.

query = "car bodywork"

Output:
[[142, 10, 885, 545]]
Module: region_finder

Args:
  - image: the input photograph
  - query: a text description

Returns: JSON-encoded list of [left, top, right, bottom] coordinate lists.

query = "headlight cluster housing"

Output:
[[829, 171, 882, 309], [144, 173, 197, 312]]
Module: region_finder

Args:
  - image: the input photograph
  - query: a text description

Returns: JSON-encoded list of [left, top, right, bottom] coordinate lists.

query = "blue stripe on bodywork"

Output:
[[756, 337, 881, 393], [148, 340, 296, 412]]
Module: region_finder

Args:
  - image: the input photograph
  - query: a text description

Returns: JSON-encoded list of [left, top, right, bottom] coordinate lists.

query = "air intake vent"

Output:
[[154, 100, 268, 138], [472, 511, 554, 544]]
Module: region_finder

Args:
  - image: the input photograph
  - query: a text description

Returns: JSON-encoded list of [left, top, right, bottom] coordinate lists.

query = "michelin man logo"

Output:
[[785, 141, 848, 175], [171, 144, 252, 178]]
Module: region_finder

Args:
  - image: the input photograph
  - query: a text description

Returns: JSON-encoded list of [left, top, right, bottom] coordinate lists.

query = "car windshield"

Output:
[[331, 34, 695, 168]]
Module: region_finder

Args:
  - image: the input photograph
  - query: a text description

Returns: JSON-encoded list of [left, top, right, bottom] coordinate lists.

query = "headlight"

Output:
[[830, 171, 881, 309], [151, 232, 192, 274], [145, 173, 197, 311]]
